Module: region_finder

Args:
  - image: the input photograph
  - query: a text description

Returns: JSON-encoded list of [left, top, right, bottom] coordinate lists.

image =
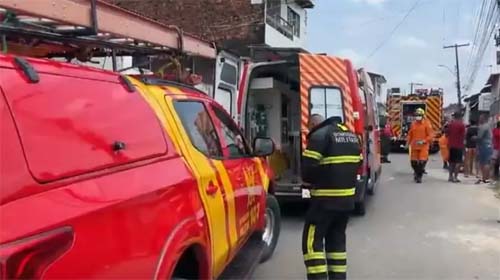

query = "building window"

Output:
[[287, 7, 300, 37], [266, 0, 281, 18], [265, 0, 293, 40]]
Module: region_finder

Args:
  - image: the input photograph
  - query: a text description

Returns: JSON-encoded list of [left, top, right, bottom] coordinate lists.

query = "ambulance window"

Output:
[[211, 104, 250, 158], [221, 63, 237, 85], [310, 87, 344, 121], [214, 87, 232, 115], [173, 101, 223, 158]]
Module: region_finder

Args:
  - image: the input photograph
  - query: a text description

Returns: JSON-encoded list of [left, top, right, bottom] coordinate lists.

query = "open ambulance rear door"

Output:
[[214, 51, 241, 119], [357, 69, 382, 193]]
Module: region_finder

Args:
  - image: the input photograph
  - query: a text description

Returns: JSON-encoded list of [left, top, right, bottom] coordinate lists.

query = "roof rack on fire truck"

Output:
[[0, 0, 216, 69]]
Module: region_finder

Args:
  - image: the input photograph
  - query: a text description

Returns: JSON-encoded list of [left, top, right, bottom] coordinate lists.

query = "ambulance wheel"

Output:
[[354, 201, 366, 216], [260, 194, 281, 263]]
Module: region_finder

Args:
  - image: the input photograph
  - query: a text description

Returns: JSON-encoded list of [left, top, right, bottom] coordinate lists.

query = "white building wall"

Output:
[[264, 2, 308, 49]]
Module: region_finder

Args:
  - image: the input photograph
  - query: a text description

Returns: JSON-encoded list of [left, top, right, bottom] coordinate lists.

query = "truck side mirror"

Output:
[[253, 137, 275, 157]]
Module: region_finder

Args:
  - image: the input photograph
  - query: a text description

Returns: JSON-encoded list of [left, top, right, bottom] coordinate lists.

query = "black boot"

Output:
[[411, 161, 419, 182], [416, 161, 424, 183]]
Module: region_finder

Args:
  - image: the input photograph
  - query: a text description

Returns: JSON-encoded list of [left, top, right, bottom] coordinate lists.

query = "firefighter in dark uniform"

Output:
[[302, 115, 363, 280]]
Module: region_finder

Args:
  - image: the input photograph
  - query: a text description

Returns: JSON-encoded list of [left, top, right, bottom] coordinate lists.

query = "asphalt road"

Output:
[[254, 153, 500, 280]]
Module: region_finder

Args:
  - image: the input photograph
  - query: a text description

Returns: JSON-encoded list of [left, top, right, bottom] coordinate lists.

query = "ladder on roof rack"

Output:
[[0, 0, 216, 59]]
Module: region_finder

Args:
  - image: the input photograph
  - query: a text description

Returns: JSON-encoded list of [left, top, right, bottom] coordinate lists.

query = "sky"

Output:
[[307, 0, 498, 105]]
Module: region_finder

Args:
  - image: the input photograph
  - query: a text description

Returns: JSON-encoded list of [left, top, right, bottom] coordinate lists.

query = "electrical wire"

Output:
[[463, 0, 499, 92], [362, 0, 422, 64]]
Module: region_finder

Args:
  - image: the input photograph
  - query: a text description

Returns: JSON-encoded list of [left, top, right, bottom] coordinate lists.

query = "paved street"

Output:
[[255, 153, 500, 280]]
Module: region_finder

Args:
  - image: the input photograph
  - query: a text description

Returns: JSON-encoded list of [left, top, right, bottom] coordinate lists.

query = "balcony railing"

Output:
[[265, 14, 294, 40]]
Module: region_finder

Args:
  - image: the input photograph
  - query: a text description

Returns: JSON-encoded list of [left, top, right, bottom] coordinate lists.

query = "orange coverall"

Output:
[[439, 135, 449, 162], [407, 119, 434, 161]]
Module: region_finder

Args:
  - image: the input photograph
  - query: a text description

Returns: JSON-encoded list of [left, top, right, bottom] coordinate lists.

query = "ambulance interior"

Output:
[[244, 62, 304, 186]]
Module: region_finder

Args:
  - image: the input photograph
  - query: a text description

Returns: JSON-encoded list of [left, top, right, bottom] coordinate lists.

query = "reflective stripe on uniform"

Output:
[[337, 124, 349, 131], [303, 149, 323, 160], [307, 265, 328, 274], [307, 225, 316, 253], [326, 252, 347, 260], [310, 188, 355, 197], [303, 252, 326, 261], [328, 265, 347, 273], [319, 155, 362, 165]]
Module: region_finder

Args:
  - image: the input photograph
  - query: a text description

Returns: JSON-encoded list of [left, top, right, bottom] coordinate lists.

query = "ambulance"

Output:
[[213, 49, 382, 215]]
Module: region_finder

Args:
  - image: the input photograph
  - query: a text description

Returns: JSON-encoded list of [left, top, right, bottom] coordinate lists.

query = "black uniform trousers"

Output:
[[302, 201, 349, 280]]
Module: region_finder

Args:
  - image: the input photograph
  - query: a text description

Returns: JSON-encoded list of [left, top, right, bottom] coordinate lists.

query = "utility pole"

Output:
[[409, 82, 423, 94], [443, 43, 470, 108]]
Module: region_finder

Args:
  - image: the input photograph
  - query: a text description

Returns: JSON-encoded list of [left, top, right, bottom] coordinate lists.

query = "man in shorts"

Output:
[[492, 119, 500, 181], [464, 120, 479, 177], [447, 112, 466, 182], [476, 113, 493, 184]]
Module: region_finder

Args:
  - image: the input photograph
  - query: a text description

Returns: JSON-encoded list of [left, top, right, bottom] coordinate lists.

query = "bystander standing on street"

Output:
[[491, 119, 500, 182], [464, 120, 479, 178], [381, 117, 393, 163], [438, 125, 449, 169], [446, 112, 465, 183], [475, 114, 493, 184]]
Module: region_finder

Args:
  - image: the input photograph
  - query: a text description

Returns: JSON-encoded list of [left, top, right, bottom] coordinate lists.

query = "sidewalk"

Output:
[[426, 168, 500, 197]]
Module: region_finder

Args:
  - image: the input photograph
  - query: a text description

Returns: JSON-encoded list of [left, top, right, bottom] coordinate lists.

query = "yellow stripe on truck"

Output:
[[253, 158, 270, 192], [163, 97, 229, 278], [129, 76, 230, 278], [211, 160, 238, 248]]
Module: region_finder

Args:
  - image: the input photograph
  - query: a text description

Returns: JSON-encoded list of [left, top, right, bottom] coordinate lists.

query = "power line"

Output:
[[463, 0, 499, 92], [362, 0, 422, 64]]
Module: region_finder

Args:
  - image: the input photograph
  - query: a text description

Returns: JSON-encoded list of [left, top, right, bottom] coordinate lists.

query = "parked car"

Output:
[[0, 54, 281, 279]]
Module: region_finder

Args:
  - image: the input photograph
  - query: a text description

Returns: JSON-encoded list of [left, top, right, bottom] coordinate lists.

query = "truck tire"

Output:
[[260, 194, 281, 263], [354, 200, 366, 216]]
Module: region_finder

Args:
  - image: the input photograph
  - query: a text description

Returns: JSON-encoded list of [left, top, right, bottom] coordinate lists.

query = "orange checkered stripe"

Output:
[[387, 95, 402, 137], [299, 54, 354, 149], [426, 96, 443, 141]]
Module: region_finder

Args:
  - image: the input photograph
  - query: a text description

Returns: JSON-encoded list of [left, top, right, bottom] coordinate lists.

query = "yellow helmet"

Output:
[[416, 108, 425, 116]]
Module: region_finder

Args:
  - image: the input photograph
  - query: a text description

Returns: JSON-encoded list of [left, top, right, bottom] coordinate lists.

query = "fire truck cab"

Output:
[[214, 49, 381, 215]]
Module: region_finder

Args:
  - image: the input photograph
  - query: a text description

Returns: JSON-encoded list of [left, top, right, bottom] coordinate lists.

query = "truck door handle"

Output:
[[206, 183, 218, 195]]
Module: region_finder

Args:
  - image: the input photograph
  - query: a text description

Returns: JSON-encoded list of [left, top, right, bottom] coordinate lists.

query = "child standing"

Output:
[[439, 130, 449, 169]]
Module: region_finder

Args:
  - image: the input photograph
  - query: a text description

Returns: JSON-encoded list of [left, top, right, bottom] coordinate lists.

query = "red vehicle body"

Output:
[[0, 54, 280, 279]]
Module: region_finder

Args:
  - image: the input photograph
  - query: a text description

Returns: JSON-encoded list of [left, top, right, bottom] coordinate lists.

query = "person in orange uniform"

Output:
[[407, 108, 434, 183], [438, 126, 449, 169]]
